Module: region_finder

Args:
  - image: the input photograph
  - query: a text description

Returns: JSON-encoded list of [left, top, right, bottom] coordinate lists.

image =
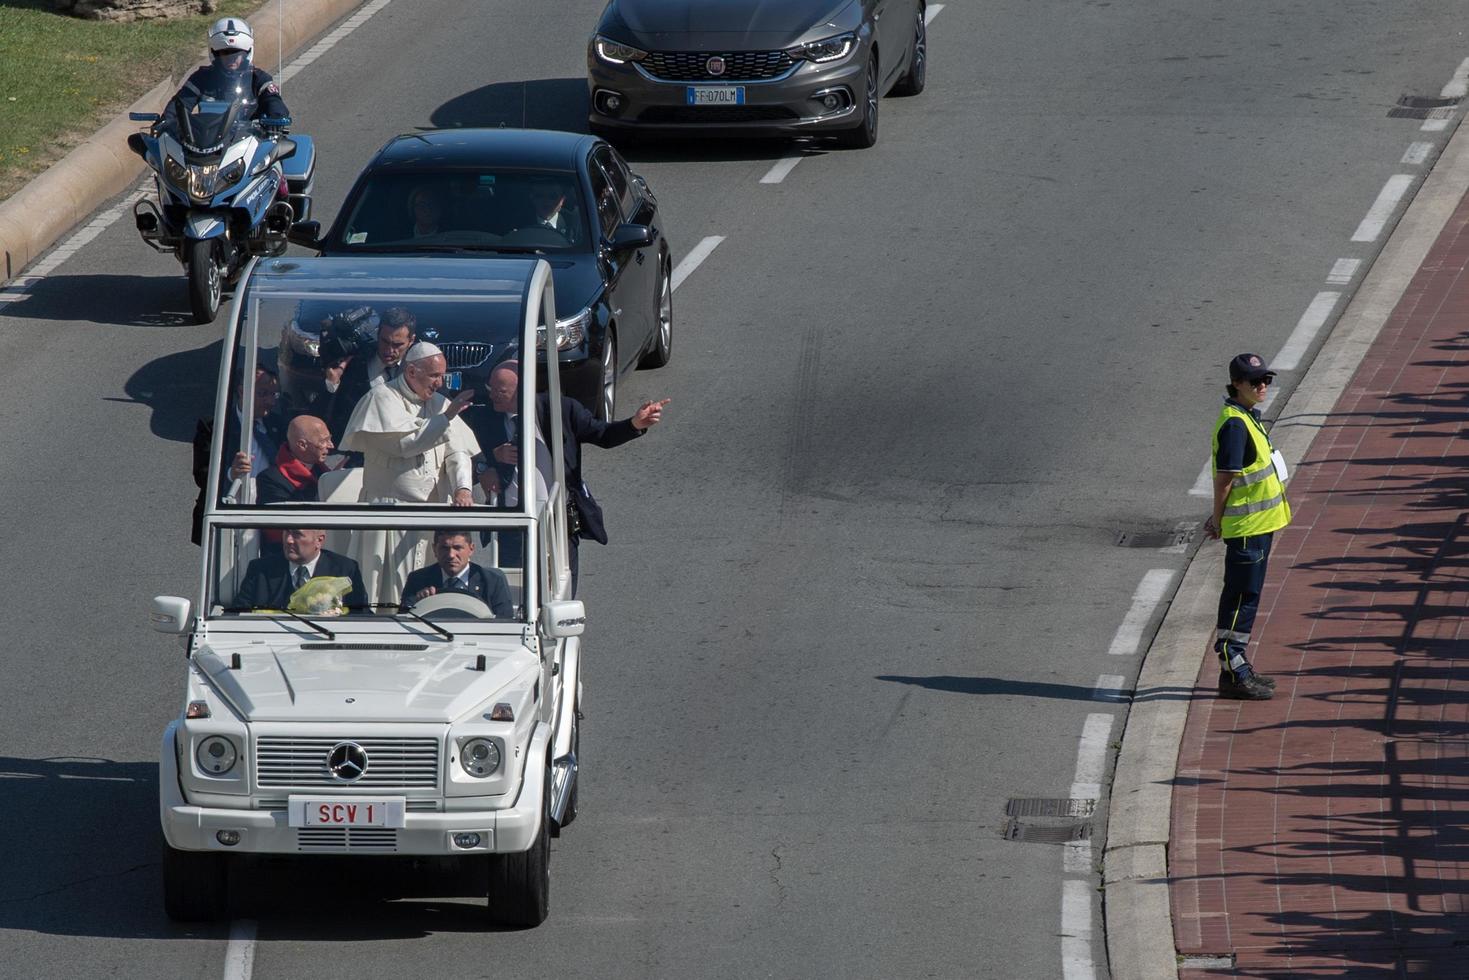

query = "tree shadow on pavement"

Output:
[[121, 339, 222, 443], [0, 273, 195, 327]]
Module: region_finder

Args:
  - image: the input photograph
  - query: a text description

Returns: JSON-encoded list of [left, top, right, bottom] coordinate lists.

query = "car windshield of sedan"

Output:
[[335, 170, 590, 252], [209, 522, 533, 623]]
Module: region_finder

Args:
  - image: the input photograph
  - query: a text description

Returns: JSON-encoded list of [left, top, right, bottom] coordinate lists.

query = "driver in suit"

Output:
[[234, 528, 368, 611], [400, 529, 514, 617]]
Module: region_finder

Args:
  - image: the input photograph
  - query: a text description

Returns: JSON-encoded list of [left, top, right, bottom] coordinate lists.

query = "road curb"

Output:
[[1101, 112, 1469, 980], [0, 0, 367, 284]]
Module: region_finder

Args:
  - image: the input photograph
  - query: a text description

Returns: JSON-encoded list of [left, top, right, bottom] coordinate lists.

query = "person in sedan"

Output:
[[408, 186, 445, 238], [400, 530, 514, 617]]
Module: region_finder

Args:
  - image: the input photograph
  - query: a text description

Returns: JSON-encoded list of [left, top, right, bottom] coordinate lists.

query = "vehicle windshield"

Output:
[[172, 62, 256, 155], [209, 522, 534, 623], [334, 170, 591, 252]]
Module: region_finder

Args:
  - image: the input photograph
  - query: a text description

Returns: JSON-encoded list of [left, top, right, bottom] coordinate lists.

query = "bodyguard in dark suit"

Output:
[[234, 529, 368, 611], [191, 351, 285, 545], [400, 530, 514, 617]]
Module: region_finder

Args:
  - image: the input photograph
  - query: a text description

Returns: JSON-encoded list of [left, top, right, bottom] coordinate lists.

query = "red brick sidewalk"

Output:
[[1170, 190, 1469, 978]]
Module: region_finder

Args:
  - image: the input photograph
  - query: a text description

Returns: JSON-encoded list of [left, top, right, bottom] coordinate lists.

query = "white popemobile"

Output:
[[152, 255, 583, 927]]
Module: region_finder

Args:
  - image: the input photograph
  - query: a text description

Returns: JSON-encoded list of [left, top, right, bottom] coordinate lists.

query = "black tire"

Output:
[[162, 840, 228, 922], [486, 764, 552, 928], [637, 255, 673, 369], [836, 55, 880, 149], [891, 7, 927, 97], [598, 331, 618, 422], [186, 238, 222, 324]]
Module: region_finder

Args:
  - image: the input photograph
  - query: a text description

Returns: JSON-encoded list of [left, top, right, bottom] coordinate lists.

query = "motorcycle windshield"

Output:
[[177, 63, 256, 156]]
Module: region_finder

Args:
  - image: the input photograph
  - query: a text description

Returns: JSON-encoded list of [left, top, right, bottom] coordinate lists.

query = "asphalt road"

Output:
[[0, 1, 1464, 978]]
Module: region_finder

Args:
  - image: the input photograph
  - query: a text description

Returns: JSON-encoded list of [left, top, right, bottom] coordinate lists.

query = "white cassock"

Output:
[[339, 373, 481, 605]]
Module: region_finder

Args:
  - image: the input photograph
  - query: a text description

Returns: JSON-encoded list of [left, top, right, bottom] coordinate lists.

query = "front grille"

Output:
[[255, 737, 440, 788], [643, 50, 794, 82], [440, 341, 496, 371], [298, 827, 398, 852], [638, 106, 800, 124]]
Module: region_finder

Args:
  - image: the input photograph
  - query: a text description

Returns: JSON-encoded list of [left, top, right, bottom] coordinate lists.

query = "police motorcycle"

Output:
[[126, 63, 316, 324]]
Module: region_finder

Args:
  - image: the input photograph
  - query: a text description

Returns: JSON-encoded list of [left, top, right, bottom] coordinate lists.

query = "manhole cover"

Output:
[[1005, 798, 1096, 818]]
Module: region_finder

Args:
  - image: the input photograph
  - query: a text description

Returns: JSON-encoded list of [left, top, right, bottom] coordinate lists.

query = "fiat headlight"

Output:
[[196, 735, 238, 775], [791, 32, 857, 64], [594, 36, 647, 64], [460, 737, 501, 778]]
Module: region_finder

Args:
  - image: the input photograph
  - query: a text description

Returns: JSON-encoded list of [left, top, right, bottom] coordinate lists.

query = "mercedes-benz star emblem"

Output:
[[328, 741, 369, 782], [707, 56, 726, 76]]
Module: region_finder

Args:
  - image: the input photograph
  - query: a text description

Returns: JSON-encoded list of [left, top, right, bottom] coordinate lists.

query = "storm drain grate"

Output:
[[1005, 797, 1096, 818], [1115, 523, 1196, 549], [1389, 94, 1460, 119], [1002, 818, 1091, 843]]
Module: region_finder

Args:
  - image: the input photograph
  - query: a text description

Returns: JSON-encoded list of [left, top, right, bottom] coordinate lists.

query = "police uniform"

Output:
[[164, 65, 289, 131]]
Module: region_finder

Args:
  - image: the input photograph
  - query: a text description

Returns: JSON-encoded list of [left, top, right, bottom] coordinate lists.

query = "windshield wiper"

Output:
[[283, 609, 335, 641], [388, 605, 455, 642]]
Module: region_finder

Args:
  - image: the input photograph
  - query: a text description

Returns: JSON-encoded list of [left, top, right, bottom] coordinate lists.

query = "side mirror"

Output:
[[540, 600, 586, 638], [151, 596, 192, 635], [287, 220, 322, 249], [607, 223, 655, 251], [126, 133, 148, 158]]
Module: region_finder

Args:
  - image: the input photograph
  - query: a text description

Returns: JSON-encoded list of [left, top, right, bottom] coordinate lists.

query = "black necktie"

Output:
[[293, 565, 308, 589]]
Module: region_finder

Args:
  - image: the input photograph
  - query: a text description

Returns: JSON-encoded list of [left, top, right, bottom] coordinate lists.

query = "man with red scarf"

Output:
[[258, 415, 335, 505]]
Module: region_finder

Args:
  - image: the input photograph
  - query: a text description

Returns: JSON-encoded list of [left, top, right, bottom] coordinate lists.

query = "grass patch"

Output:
[[0, 0, 262, 201]]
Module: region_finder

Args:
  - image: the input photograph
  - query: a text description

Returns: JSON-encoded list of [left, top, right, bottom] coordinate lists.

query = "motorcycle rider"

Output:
[[162, 18, 290, 134]]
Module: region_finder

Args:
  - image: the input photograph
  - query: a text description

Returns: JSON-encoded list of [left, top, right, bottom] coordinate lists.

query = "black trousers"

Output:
[[1215, 531, 1275, 680]]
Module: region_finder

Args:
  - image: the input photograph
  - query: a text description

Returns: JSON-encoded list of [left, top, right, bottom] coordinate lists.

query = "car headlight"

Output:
[[196, 735, 238, 775], [790, 32, 857, 64], [460, 737, 501, 778], [538, 307, 592, 351], [215, 159, 245, 192], [594, 36, 648, 64]]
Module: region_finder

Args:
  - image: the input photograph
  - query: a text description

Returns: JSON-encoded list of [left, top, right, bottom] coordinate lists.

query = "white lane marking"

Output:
[[1190, 460, 1214, 498], [1063, 837, 1093, 874], [0, 0, 397, 298], [1350, 174, 1413, 242], [1107, 569, 1175, 657], [1440, 56, 1469, 99], [671, 235, 724, 291], [759, 154, 805, 184], [223, 919, 257, 980], [1272, 290, 1340, 370], [925, 3, 945, 24], [1061, 878, 1098, 980], [1402, 142, 1433, 166], [1069, 713, 1114, 801], [1092, 674, 1127, 703], [1326, 257, 1360, 284], [1422, 117, 1451, 133], [1161, 520, 1198, 554]]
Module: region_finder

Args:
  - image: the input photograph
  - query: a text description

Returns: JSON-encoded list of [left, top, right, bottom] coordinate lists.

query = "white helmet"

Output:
[[208, 17, 254, 56]]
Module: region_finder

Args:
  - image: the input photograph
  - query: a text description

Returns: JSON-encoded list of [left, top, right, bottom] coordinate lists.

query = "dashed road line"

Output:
[[671, 235, 724, 291], [1069, 713, 1114, 801], [1327, 258, 1360, 284], [1402, 141, 1434, 166], [1107, 570, 1175, 657], [925, 3, 945, 25], [223, 919, 257, 980], [1351, 174, 1413, 242], [760, 154, 805, 184], [1272, 290, 1341, 370], [1092, 674, 1127, 703], [1061, 873, 1098, 980]]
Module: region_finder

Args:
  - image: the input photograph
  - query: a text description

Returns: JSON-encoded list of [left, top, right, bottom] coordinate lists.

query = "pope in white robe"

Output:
[[339, 341, 481, 605]]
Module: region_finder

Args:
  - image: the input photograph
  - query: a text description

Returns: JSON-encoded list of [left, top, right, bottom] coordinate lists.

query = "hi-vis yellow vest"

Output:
[[1212, 404, 1291, 538]]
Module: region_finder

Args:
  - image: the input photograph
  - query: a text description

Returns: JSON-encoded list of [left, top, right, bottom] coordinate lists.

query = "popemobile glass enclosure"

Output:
[[151, 255, 586, 929]]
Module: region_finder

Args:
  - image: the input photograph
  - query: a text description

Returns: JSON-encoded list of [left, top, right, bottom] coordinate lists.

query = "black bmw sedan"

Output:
[[587, 0, 927, 148], [289, 129, 672, 419]]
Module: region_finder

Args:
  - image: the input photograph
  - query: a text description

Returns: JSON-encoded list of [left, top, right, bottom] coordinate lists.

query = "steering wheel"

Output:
[[410, 591, 494, 620]]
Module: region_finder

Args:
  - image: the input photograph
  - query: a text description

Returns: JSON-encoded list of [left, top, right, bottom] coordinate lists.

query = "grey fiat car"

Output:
[[587, 0, 927, 148]]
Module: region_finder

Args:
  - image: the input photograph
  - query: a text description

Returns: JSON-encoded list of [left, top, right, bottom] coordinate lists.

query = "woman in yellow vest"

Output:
[[1203, 353, 1291, 700]]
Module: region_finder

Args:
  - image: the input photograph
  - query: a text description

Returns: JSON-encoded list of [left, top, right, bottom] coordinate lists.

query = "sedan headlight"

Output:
[[215, 159, 245, 192], [538, 307, 592, 351], [283, 317, 321, 358], [196, 735, 238, 775], [594, 36, 648, 64], [790, 32, 857, 64], [460, 737, 501, 778]]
